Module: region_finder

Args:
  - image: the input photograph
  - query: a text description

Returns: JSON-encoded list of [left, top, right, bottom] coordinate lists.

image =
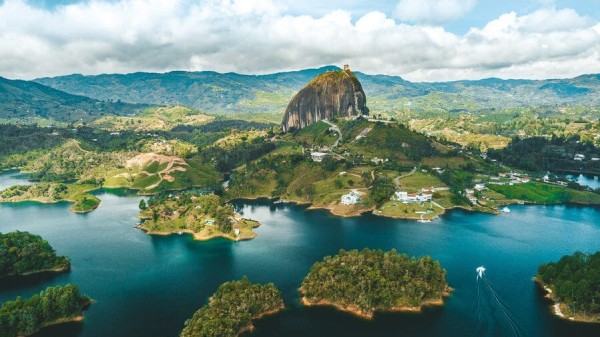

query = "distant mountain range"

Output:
[[0, 76, 146, 122], [34, 67, 600, 116], [2, 67, 600, 123]]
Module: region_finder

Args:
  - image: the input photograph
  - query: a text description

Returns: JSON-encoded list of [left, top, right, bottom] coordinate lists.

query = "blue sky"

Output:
[[18, 0, 600, 33], [1, 0, 599, 81]]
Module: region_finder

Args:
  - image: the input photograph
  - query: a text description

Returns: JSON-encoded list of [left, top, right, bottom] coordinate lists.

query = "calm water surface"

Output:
[[565, 174, 600, 190], [0, 171, 599, 337]]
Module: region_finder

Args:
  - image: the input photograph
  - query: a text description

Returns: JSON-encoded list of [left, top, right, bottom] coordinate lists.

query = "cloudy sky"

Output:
[[1, 0, 599, 81]]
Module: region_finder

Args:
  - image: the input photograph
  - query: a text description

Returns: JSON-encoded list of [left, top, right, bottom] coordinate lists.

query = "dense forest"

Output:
[[180, 277, 284, 337], [488, 136, 600, 173], [537, 251, 600, 321], [300, 249, 449, 317], [0, 231, 70, 277], [0, 284, 91, 337]]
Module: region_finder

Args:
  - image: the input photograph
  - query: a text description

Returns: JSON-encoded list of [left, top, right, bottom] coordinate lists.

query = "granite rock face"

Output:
[[281, 69, 368, 132]]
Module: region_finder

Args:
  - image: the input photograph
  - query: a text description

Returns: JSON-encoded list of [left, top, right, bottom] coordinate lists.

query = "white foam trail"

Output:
[[484, 277, 520, 337]]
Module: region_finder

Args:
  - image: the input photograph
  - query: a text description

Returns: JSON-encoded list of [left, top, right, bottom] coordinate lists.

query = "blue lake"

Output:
[[0, 171, 599, 337], [566, 174, 600, 190]]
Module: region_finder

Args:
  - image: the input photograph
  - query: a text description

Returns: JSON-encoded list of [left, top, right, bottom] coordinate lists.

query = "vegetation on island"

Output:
[[300, 249, 451, 319], [180, 277, 284, 337], [139, 193, 260, 241], [0, 231, 70, 278], [0, 284, 91, 337], [537, 251, 600, 323]]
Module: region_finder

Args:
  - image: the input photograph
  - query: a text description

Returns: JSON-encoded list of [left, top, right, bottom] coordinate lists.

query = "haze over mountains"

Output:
[[0, 77, 146, 122], [2, 66, 600, 123], [34, 66, 600, 116]]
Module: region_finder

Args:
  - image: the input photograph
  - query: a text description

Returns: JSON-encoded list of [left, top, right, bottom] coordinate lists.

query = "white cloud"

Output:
[[394, 0, 477, 26], [0, 0, 599, 82]]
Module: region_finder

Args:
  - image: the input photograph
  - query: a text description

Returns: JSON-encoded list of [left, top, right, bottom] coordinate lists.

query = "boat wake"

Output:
[[470, 269, 524, 337]]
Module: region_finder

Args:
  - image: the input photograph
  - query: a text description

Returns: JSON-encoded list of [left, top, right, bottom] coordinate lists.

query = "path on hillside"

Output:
[[367, 118, 397, 124], [394, 167, 417, 189], [355, 127, 372, 141], [322, 119, 342, 148], [431, 200, 445, 210]]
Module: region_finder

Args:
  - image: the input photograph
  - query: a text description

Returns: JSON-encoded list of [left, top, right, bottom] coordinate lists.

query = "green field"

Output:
[[488, 182, 600, 204]]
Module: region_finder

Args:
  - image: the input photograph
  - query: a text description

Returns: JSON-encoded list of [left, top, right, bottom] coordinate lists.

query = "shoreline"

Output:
[[1, 265, 71, 279], [136, 218, 260, 242], [0, 184, 102, 214], [300, 288, 452, 320], [237, 305, 286, 336], [535, 278, 600, 324], [0, 197, 101, 214]]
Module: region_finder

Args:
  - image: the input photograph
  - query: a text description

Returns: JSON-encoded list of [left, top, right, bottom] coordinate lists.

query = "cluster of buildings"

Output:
[[465, 183, 488, 204], [393, 191, 432, 203], [393, 187, 434, 203], [487, 172, 530, 186]]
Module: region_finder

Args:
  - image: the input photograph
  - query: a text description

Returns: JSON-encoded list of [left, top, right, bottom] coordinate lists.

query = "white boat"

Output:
[[418, 219, 432, 223], [501, 206, 511, 213]]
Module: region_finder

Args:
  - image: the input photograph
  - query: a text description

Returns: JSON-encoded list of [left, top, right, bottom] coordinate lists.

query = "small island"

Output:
[[0, 231, 71, 278], [180, 277, 284, 337], [300, 248, 451, 319], [537, 251, 600, 323], [138, 192, 260, 241], [0, 284, 92, 337], [0, 183, 100, 213]]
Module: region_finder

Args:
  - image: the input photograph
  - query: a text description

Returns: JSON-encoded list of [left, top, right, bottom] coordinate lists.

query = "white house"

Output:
[[474, 183, 486, 191], [394, 191, 408, 201], [341, 190, 361, 205], [394, 191, 431, 203], [311, 152, 330, 162], [417, 194, 433, 202]]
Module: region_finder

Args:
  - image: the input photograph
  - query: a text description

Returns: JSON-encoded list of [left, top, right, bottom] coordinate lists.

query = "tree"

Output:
[[139, 199, 147, 210]]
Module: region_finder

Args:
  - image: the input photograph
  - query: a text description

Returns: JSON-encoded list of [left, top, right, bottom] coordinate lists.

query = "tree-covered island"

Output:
[[0, 284, 92, 337], [300, 249, 451, 319], [0, 231, 70, 278], [180, 277, 284, 337], [537, 251, 600, 323], [138, 193, 260, 241]]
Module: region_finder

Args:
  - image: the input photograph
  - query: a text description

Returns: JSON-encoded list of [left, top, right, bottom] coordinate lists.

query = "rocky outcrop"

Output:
[[281, 68, 368, 132]]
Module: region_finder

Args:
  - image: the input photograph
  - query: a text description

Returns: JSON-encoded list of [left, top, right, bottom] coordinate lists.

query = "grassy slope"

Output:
[[90, 106, 213, 131], [488, 181, 600, 204]]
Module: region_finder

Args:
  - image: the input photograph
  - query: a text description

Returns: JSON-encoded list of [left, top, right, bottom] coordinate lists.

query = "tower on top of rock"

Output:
[[343, 64, 349, 71]]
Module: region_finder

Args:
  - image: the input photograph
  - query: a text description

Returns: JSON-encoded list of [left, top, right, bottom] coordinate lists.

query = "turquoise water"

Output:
[[0, 171, 599, 337]]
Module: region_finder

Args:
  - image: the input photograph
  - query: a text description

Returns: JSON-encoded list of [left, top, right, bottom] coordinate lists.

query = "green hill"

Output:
[[0, 76, 146, 123]]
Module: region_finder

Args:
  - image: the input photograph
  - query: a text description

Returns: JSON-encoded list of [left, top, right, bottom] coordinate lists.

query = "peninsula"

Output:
[[300, 249, 451, 319], [537, 251, 600, 323], [0, 183, 100, 213]]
